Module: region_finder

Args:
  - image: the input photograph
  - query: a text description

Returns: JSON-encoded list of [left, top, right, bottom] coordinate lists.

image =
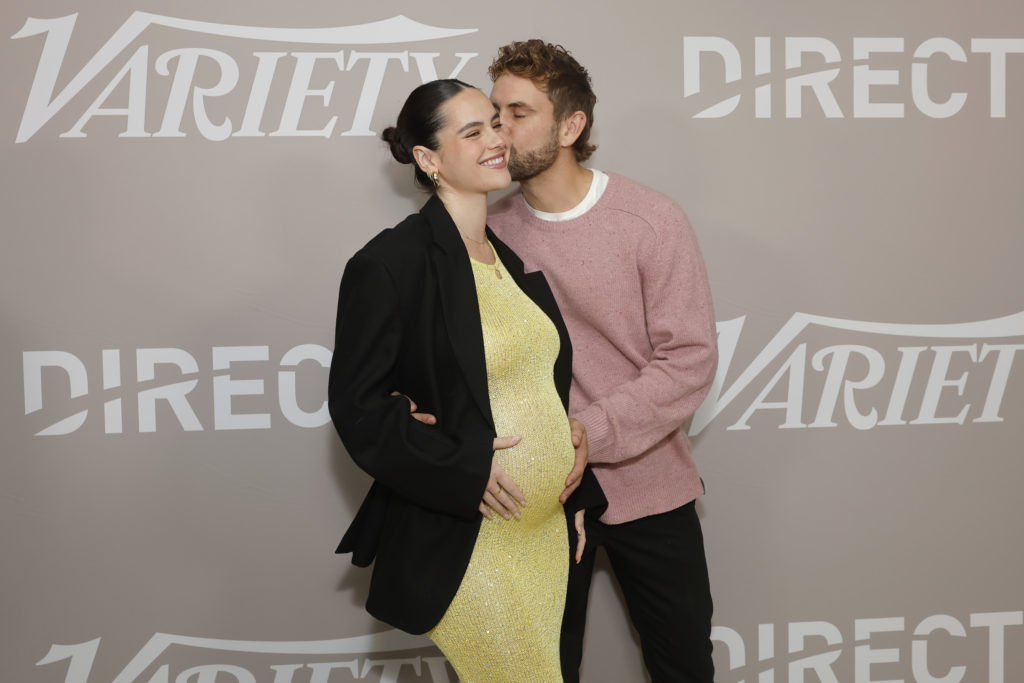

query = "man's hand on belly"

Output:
[[560, 418, 588, 504]]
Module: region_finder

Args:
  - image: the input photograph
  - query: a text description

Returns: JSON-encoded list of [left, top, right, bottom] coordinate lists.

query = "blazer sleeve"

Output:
[[328, 252, 493, 520]]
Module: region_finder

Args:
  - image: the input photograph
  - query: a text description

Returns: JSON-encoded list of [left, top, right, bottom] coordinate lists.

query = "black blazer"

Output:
[[329, 195, 604, 634]]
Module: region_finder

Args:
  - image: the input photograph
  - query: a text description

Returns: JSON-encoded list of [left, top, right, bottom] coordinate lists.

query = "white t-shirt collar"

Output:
[[524, 169, 609, 222]]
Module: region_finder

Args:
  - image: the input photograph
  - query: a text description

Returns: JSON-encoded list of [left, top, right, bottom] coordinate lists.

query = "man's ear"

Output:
[[560, 111, 587, 148], [412, 145, 439, 176]]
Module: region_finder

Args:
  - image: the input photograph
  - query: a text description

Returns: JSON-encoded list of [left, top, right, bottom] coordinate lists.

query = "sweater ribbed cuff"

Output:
[[574, 403, 614, 464]]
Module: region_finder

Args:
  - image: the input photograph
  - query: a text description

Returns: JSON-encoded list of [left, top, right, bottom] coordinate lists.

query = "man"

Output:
[[486, 40, 718, 682]]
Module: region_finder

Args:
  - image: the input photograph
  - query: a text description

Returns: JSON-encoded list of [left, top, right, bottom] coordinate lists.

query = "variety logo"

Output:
[[683, 36, 1024, 118], [37, 630, 451, 683], [10, 13, 478, 142], [690, 311, 1024, 434]]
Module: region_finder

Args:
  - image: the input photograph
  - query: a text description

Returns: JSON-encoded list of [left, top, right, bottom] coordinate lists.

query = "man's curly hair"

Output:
[[488, 40, 597, 162]]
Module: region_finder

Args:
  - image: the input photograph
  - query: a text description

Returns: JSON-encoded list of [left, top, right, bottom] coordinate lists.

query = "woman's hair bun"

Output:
[[381, 126, 413, 164], [383, 80, 473, 191]]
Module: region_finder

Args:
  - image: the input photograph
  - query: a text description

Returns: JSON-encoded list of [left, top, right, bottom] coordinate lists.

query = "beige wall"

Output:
[[3, 1, 1022, 681]]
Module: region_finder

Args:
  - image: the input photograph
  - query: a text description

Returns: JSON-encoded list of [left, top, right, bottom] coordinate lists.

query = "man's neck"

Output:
[[519, 156, 593, 214]]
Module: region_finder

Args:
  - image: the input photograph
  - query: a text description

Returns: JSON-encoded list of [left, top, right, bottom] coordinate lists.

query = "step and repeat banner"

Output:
[[3, 0, 1022, 681]]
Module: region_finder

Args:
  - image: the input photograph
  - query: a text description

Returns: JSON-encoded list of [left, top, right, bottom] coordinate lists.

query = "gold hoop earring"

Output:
[[430, 171, 439, 189]]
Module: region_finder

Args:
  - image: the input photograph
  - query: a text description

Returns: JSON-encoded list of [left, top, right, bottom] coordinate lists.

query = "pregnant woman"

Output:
[[328, 79, 604, 681]]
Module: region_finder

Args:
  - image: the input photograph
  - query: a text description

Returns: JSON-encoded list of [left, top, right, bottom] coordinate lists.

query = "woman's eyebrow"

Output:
[[456, 121, 484, 134]]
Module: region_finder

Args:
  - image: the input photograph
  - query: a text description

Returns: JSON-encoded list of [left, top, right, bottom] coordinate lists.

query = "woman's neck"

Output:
[[437, 188, 489, 243]]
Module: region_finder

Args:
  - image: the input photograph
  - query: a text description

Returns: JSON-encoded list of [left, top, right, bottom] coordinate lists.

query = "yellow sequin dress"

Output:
[[428, 245, 574, 682]]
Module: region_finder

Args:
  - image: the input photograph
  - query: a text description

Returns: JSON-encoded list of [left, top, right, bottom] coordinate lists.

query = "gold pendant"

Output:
[[495, 268, 502, 279]]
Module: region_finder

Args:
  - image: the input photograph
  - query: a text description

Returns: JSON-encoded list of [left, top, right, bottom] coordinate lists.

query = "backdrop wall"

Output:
[[3, 1, 1022, 681]]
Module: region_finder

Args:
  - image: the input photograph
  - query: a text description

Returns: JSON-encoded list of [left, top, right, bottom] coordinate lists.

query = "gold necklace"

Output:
[[466, 238, 503, 279], [459, 230, 488, 245]]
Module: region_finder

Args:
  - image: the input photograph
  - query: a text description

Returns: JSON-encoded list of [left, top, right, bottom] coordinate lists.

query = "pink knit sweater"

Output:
[[488, 173, 718, 523]]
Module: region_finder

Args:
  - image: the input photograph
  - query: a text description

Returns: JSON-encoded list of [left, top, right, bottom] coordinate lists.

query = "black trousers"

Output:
[[562, 501, 715, 682]]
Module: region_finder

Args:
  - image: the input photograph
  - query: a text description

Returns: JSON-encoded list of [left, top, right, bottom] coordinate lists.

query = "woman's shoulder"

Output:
[[355, 211, 433, 264]]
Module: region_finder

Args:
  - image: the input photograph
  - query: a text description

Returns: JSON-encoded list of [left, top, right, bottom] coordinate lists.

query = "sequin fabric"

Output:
[[428, 246, 573, 682]]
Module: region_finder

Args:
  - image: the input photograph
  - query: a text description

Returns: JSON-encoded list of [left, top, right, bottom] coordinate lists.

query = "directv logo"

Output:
[[683, 36, 1024, 118], [22, 345, 332, 435]]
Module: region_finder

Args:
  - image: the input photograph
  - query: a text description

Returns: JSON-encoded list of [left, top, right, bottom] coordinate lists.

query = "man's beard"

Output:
[[507, 126, 560, 181]]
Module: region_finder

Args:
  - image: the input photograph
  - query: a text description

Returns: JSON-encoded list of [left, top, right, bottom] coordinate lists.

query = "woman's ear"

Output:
[[412, 145, 439, 177]]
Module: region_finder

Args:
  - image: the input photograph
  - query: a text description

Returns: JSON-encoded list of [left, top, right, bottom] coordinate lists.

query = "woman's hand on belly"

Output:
[[480, 437, 525, 521]]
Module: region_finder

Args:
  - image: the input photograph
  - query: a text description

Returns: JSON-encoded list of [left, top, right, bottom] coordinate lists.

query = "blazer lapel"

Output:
[[421, 196, 494, 428]]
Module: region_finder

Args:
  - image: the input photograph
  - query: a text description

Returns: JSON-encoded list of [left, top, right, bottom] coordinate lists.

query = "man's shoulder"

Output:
[[601, 172, 683, 215], [599, 172, 691, 237]]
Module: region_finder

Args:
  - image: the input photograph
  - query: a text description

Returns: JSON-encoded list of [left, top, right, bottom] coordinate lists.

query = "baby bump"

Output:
[[491, 395, 574, 517]]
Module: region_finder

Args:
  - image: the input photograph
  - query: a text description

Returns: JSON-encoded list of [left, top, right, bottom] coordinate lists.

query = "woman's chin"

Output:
[[487, 170, 512, 191]]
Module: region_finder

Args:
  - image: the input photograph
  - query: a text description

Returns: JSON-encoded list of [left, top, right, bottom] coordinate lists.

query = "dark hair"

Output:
[[382, 79, 474, 191], [488, 40, 597, 162]]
